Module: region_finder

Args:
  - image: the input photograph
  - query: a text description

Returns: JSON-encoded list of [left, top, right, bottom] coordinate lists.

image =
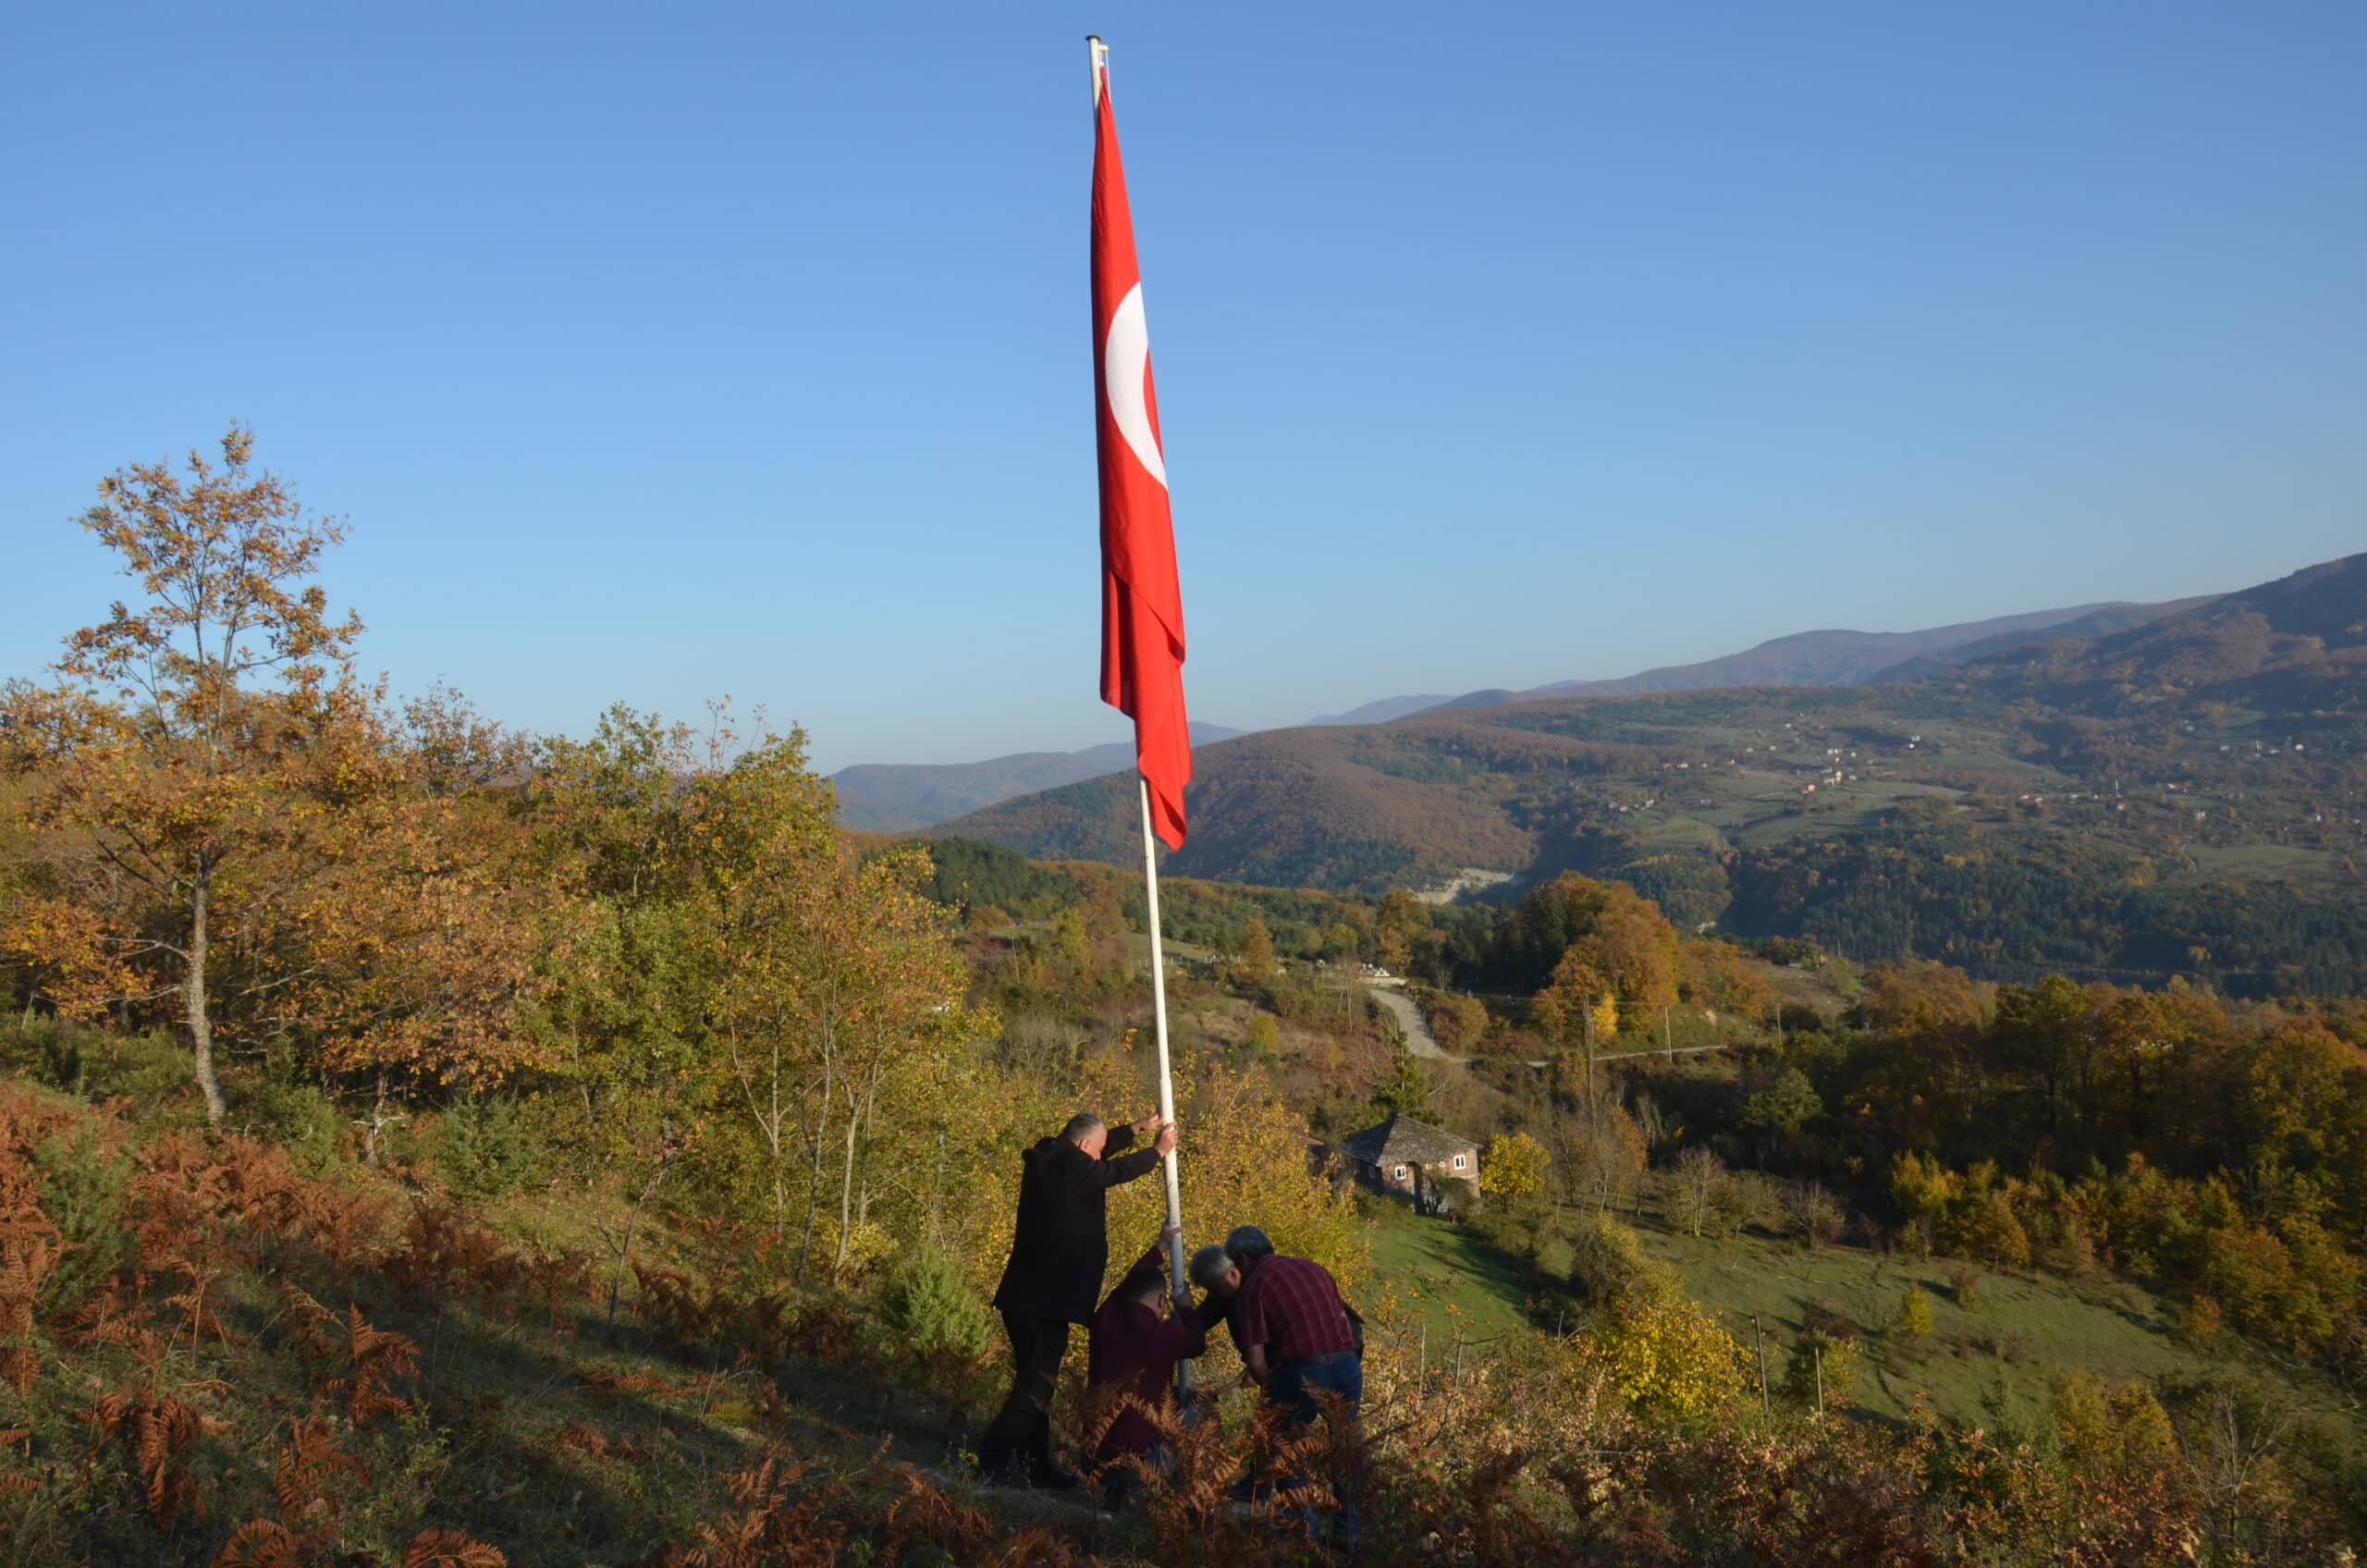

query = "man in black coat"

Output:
[[977, 1109, 1180, 1488]]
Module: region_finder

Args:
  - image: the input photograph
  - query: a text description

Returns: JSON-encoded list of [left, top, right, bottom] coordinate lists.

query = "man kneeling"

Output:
[[1191, 1226, 1360, 1427], [1085, 1225, 1208, 1501]]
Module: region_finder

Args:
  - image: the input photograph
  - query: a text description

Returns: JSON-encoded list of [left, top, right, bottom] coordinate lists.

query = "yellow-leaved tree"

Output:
[[1480, 1131, 1550, 1202], [1566, 1216, 1748, 1424], [1, 427, 364, 1123], [1573, 1292, 1749, 1426]]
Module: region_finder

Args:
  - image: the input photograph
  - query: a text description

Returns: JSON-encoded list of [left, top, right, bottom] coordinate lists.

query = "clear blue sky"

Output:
[[7, 3, 2362, 773]]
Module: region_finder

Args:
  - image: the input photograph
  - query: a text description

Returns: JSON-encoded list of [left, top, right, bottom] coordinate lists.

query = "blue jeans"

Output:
[[1266, 1356, 1362, 1549], [1269, 1354, 1362, 1429]]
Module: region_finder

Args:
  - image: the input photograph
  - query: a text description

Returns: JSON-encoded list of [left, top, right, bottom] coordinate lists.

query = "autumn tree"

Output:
[[1480, 1131, 1549, 1202], [1373, 888, 1427, 972], [1532, 951, 1617, 1110], [1576, 1292, 1749, 1425], [1232, 917, 1277, 986], [1, 427, 362, 1122], [1552, 1102, 1648, 1216], [290, 690, 574, 1158], [1667, 1145, 1731, 1239]]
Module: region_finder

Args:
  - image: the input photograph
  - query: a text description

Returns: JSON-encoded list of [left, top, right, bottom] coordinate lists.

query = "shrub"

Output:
[[1718, 1170, 1784, 1238], [1431, 1174, 1479, 1219], [1946, 1262, 1986, 1313], [1242, 1014, 1282, 1067], [1800, 1299, 1857, 1341], [430, 1091, 543, 1202], [880, 1243, 1000, 1363], [236, 1072, 341, 1172], [33, 1124, 130, 1311], [1425, 993, 1490, 1054], [7, 1022, 188, 1109], [1784, 1182, 1846, 1248], [1781, 1329, 1858, 1415], [1576, 1294, 1749, 1425], [1896, 1284, 1932, 1338], [1564, 1216, 1681, 1312]]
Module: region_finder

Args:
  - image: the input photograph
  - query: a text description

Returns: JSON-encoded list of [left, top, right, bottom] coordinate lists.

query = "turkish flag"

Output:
[[1092, 55, 1191, 850]]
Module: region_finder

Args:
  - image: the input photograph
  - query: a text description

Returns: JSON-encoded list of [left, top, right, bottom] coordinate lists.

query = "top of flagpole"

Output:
[[1087, 35, 1109, 104]]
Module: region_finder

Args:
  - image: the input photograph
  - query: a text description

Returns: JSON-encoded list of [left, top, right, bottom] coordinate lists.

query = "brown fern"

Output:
[[386, 1201, 521, 1301], [550, 1419, 656, 1464], [274, 1412, 365, 1536], [211, 1518, 312, 1568], [0, 1236, 55, 1393], [83, 1389, 211, 1532], [159, 1252, 235, 1354], [877, 1460, 997, 1561], [317, 1304, 419, 1427], [398, 1526, 508, 1567]]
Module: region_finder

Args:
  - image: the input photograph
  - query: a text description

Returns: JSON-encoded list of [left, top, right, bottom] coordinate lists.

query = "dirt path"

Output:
[[1367, 983, 1455, 1061]]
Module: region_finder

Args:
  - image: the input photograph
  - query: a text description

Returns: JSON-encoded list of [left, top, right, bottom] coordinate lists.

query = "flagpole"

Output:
[[1097, 32, 1192, 1393], [1138, 778, 1192, 1393]]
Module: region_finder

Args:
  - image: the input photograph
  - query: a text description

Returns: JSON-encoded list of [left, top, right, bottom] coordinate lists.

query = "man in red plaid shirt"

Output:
[[1188, 1225, 1361, 1428]]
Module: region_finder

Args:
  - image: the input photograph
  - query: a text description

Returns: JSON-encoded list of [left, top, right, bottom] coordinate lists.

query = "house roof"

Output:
[[1336, 1115, 1477, 1167]]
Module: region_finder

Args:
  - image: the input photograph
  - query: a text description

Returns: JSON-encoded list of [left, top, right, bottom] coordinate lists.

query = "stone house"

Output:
[[1333, 1116, 1481, 1213]]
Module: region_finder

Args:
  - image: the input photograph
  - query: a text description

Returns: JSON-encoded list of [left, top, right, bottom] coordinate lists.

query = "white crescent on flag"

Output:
[[1102, 281, 1167, 489]]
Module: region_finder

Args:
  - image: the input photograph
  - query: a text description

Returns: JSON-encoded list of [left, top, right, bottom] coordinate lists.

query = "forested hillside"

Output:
[[937, 555, 2367, 994]]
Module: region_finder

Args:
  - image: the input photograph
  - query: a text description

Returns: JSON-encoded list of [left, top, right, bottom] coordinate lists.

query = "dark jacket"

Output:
[[991, 1126, 1163, 1324]]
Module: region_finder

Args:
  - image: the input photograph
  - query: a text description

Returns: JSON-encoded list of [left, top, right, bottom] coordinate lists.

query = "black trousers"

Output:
[[977, 1312, 1071, 1473]]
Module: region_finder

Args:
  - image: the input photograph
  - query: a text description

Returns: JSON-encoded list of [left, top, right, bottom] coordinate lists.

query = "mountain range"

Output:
[[1325, 596, 2211, 719], [832, 723, 1245, 833], [924, 553, 2367, 993], [835, 594, 2205, 829]]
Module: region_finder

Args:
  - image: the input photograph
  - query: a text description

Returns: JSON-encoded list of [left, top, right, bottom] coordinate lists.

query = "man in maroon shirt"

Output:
[[1085, 1225, 1208, 1496]]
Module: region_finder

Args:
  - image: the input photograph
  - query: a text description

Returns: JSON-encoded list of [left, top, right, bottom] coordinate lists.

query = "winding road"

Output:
[[1367, 982, 1454, 1061]]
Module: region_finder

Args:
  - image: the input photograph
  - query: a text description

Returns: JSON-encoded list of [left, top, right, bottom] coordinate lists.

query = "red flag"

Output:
[[1091, 47, 1191, 851]]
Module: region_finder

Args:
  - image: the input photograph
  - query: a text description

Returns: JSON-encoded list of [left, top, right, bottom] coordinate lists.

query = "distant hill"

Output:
[[934, 554, 2367, 993], [1525, 603, 2171, 697], [1314, 599, 2197, 727], [831, 722, 1244, 832], [1870, 597, 2218, 682], [1308, 694, 1454, 726], [1949, 556, 2367, 713]]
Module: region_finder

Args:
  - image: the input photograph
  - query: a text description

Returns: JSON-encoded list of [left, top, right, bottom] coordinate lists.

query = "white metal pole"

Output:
[[1138, 774, 1192, 1398], [1137, 778, 1186, 1279]]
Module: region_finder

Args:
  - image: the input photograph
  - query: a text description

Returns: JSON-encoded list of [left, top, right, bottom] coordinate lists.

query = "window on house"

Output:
[[1393, 1165, 1407, 1181], [1453, 1154, 1466, 1170]]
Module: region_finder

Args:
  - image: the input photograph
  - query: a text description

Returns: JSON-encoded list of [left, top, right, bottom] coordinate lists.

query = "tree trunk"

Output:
[[187, 866, 227, 1125], [363, 1069, 393, 1168], [797, 1058, 832, 1279], [833, 1081, 861, 1277]]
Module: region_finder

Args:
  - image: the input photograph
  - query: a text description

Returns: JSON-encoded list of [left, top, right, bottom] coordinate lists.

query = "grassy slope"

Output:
[[1360, 1200, 1534, 1346], [0, 1069, 997, 1568], [1357, 1199, 2361, 1442]]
